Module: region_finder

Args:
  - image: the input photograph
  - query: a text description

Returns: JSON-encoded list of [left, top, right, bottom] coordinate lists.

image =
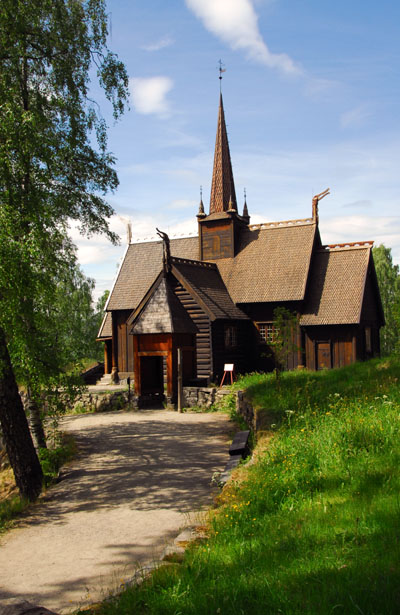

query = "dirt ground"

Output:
[[0, 409, 232, 613]]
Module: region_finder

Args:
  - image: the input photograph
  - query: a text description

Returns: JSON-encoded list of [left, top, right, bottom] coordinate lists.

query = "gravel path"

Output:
[[0, 409, 232, 613]]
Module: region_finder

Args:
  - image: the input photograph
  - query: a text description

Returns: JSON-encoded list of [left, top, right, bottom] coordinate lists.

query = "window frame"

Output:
[[257, 322, 277, 344], [224, 324, 238, 348]]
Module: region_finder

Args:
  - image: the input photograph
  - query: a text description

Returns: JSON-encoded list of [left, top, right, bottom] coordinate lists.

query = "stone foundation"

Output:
[[182, 386, 232, 410], [72, 390, 129, 413]]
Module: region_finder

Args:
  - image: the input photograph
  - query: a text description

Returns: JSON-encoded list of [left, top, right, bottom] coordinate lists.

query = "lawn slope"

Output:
[[92, 358, 400, 615]]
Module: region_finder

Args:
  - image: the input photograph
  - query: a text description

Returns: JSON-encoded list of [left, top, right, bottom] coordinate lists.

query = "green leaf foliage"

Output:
[[0, 0, 128, 471], [372, 245, 400, 355], [0, 0, 128, 381]]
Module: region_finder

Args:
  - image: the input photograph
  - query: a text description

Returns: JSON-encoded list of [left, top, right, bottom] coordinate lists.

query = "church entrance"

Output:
[[140, 356, 164, 395]]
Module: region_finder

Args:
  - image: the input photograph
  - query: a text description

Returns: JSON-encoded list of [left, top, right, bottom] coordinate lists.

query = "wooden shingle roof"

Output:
[[301, 244, 373, 325], [171, 258, 248, 321], [215, 220, 317, 303], [97, 311, 112, 339], [105, 218, 317, 317], [106, 236, 198, 311], [209, 94, 237, 214]]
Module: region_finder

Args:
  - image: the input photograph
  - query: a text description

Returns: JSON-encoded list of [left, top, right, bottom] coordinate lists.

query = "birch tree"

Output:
[[0, 0, 128, 500]]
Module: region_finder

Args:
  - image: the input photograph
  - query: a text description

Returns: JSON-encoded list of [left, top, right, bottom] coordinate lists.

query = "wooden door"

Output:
[[317, 342, 332, 370]]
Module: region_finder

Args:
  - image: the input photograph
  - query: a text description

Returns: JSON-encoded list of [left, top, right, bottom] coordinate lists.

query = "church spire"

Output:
[[209, 93, 237, 214]]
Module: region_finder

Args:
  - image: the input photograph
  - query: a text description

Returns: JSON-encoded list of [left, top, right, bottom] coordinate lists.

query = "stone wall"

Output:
[[182, 386, 232, 410], [183, 386, 277, 434], [235, 390, 255, 429], [73, 391, 129, 413]]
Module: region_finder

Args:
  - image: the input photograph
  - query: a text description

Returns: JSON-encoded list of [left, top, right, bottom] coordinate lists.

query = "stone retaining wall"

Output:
[[182, 387, 232, 410], [73, 391, 129, 413], [235, 390, 255, 429]]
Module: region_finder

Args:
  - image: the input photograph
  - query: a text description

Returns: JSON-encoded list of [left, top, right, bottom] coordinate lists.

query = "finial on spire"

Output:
[[197, 185, 206, 218], [218, 59, 226, 92], [243, 188, 249, 219], [227, 193, 236, 213]]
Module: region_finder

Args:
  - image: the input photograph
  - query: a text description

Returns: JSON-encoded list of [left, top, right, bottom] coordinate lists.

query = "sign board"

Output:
[[220, 363, 235, 387]]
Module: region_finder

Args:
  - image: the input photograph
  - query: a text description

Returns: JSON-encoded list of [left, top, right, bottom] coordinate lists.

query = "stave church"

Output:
[[97, 93, 383, 405]]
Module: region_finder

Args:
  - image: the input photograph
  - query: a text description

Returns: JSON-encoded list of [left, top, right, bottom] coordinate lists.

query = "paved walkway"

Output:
[[0, 410, 232, 613]]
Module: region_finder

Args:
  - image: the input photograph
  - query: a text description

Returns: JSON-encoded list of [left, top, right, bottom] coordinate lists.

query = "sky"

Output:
[[72, 0, 400, 301]]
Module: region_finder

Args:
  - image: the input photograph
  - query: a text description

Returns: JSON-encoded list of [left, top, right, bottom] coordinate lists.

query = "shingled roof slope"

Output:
[[300, 245, 372, 325], [107, 236, 198, 311], [172, 258, 248, 320], [214, 220, 317, 303], [97, 311, 112, 339]]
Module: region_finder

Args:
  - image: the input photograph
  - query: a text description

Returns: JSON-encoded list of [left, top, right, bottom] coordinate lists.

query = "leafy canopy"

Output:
[[0, 0, 128, 366], [372, 245, 400, 355]]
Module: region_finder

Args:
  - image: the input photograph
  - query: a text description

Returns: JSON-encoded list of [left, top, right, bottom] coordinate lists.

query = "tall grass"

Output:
[[84, 358, 400, 615]]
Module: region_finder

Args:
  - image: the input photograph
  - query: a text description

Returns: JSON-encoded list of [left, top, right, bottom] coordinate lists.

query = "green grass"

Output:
[[83, 357, 400, 614], [0, 433, 76, 532], [0, 493, 29, 534], [38, 433, 76, 486]]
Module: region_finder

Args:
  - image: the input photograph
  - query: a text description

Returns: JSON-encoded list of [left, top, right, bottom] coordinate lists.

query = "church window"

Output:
[[365, 326, 372, 353], [257, 322, 277, 343], [224, 325, 238, 348]]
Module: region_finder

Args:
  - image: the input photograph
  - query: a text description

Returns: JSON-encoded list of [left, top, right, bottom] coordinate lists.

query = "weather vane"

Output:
[[218, 59, 226, 91]]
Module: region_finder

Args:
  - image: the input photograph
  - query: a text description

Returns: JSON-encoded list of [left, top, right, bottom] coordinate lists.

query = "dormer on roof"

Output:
[[198, 93, 249, 260]]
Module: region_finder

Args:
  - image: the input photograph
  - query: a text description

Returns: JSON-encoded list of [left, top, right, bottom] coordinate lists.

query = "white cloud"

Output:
[[129, 76, 173, 116], [340, 105, 372, 129], [185, 0, 300, 74], [141, 36, 174, 52], [320, 215, 400, 264]]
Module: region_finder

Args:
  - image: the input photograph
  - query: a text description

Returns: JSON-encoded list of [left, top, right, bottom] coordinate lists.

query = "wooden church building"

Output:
[[98, 94, 384, 405]]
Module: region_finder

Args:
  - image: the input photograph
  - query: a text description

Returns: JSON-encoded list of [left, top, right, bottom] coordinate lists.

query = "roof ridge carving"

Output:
[[319, 241, 373, 252], [172, 257, 217, 269], [248, 218, 314, 231], [131, 232, 198, 245]]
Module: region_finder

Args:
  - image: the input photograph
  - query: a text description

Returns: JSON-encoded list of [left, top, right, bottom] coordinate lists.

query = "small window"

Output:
[[365, 326, 372, 353], [258, 322, 277, 343], [224, 325, 238, 348]]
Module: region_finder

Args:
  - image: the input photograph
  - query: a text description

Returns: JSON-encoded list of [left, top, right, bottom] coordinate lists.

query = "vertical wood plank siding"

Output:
[[116, 310, 135, 373], [173, 283, 212, 379]]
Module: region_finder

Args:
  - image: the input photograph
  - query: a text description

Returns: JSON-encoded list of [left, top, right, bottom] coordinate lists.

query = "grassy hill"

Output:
[[89, 358, 400, 614]]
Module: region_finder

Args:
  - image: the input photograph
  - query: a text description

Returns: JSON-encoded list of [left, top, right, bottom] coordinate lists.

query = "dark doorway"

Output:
[[140, 356, 164, 395]]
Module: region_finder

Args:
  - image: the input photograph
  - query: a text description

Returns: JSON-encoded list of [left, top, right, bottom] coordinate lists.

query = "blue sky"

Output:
[[72, 0, 400, 300]]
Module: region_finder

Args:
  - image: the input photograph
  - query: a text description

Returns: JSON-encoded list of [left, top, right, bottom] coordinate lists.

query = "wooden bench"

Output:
[[219, 430, 251, 486], [229, 430, 250, 458]]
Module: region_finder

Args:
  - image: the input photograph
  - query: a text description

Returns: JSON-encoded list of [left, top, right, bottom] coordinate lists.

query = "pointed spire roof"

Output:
[[209, 94, 237, 214]]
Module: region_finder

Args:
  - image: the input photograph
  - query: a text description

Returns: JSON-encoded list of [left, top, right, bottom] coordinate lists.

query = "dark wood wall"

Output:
[[173, 283, 213, 380], [201, 222, 234, 260], [238, 301, 303, 372], [211, 320, 254, 382], [304, 325, 358, 370], [113, 309, 134, 374]]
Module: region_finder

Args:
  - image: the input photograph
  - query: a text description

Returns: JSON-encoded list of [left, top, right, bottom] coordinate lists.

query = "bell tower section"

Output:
[[198, 94, 249, 260]]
